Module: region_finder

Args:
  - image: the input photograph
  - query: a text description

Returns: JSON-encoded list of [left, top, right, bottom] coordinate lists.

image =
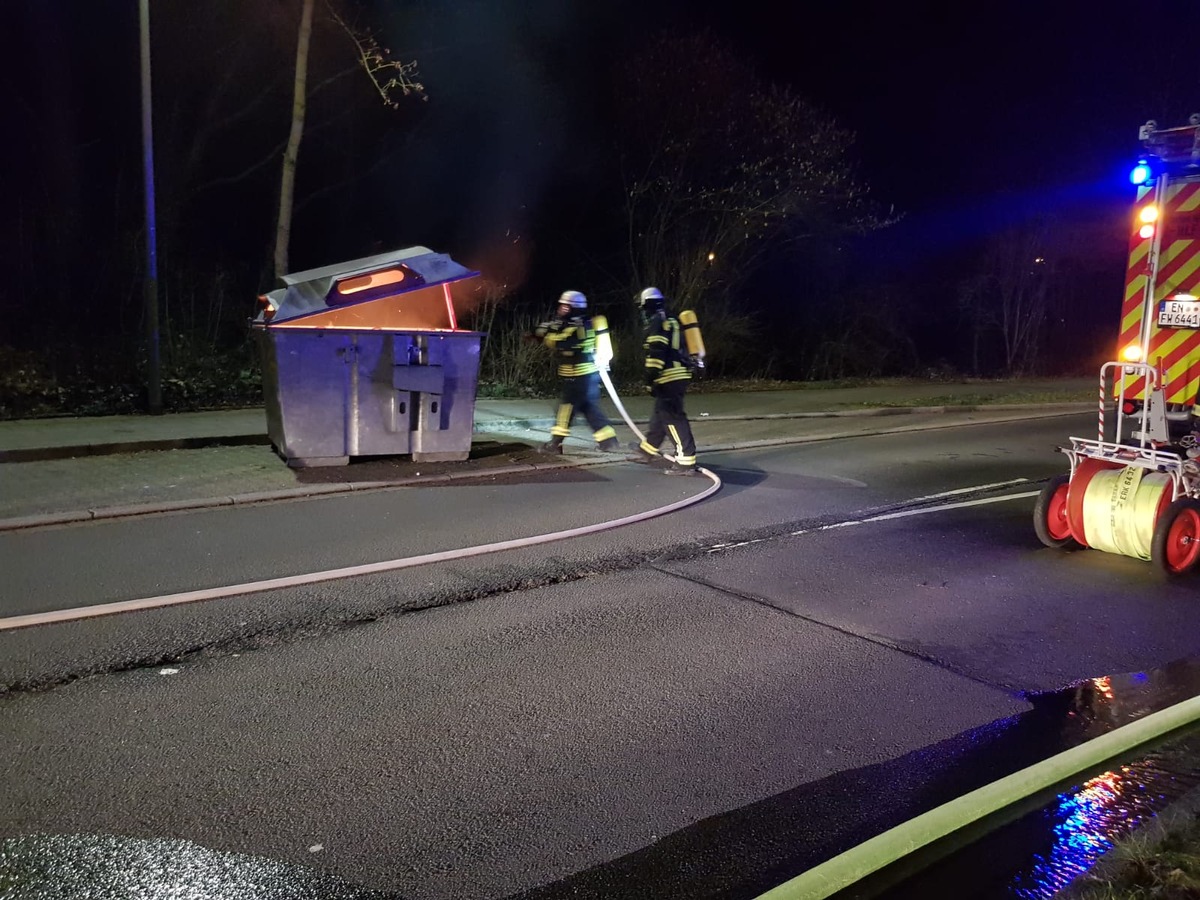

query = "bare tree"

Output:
[[273, 0, 316, 281], [613, 32, 893, 369], [273, 1, 426, 280], [957, 218, 1057, 375]]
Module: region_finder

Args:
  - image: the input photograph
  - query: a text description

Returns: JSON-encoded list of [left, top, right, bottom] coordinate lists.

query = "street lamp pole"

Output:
[[138, 0, 162, 414]]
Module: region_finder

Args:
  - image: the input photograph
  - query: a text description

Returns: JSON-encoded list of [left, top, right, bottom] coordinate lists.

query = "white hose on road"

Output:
[[1, 371, 720, 631], [0, 465, 721, 631]]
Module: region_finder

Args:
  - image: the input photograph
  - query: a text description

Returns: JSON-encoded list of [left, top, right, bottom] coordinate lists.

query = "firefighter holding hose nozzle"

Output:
[[528, 290, 621, 455], [628, 287, 700, 475]]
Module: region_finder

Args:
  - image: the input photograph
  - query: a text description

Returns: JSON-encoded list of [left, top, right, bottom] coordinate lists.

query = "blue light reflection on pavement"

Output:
[[1008, 767, 1145, 899], [1007, 673, 1185, 900]]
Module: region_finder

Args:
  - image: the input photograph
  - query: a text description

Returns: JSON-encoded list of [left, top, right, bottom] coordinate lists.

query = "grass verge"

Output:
[[1067, 811, 1200, 898]]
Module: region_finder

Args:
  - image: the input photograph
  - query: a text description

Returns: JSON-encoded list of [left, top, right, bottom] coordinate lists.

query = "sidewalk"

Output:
[[0, 380, 1094, 529]]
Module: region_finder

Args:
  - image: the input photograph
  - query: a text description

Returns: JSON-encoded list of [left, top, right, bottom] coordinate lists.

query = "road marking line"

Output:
[[907, 478, 1029, 502], [0, 471, 722, 631], [859, 490, 1041, 522], [709, 486, 1040, 551], [787, 490, 1041, 536]]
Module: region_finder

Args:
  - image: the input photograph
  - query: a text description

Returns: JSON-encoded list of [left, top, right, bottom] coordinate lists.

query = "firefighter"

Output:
[[531, 290, 621, 454], [628, 287, 698, 475]]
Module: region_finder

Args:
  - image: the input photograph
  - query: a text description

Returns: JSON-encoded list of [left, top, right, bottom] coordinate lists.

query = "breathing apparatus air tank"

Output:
[[593, 314, 614, 369], [679, 310, 706, 367]]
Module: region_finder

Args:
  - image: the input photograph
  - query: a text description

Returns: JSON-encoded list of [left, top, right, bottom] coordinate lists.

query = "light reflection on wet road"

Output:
[[833, 663, 1200, 900], [0, 833, 389, 900], [11, 666, 1199, 899], [507, 659, 1200, 899]]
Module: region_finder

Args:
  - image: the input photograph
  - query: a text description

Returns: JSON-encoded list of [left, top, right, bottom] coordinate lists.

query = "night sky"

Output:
[[5, 1, 1200, 365], [643, 0, 1200, 280], [397, 0, 1200, 264]]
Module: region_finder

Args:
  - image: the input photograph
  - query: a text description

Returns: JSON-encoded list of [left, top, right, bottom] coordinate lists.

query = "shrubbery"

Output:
[[0, 339, 264, 420]]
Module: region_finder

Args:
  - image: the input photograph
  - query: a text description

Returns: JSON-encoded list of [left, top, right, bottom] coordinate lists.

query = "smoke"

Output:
[[377, 1, 631, 294]]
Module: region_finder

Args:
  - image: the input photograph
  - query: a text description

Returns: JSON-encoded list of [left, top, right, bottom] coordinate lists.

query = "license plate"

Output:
[[1158, 300, 1200, 328]]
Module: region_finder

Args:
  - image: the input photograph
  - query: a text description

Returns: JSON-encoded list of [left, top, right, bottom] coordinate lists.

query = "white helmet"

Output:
[[559, 290, 587, 309], [638, 286, 665, 314]]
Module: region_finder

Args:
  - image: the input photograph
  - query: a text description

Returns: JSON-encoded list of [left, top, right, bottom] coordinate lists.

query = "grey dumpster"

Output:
[[251, 246, 483, 467]]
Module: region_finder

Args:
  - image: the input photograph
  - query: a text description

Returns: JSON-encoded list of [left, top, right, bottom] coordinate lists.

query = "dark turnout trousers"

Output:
[[551, 372, 617, 443], [640, 381, 695, 466]]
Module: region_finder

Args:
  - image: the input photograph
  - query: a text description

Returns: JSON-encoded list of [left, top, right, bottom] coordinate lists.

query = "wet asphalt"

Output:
[[5, 383, 1199, 900], [4, 664, 1200, 900]]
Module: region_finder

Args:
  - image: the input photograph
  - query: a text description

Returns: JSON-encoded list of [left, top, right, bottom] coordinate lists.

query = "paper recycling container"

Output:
[[251, 246, 483, 467]]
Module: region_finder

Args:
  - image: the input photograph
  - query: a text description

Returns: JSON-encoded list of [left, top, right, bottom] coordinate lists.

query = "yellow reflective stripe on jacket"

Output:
[[654, 366, 691, 384], [643, 317, 692, 386], [543, 318, 598, 374]]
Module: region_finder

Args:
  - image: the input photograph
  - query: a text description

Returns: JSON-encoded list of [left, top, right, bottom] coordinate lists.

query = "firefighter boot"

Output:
[[540, 436, 564, 454], [598, 437, 621, 453], [664, 461, 699, 476], [627, 444, 664, 466]]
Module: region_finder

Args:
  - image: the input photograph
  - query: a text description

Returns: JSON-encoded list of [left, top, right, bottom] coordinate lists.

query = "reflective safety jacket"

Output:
[[643, 316, 691, 388], [535, 314, 599, 377], [643, 315, 693, 387]]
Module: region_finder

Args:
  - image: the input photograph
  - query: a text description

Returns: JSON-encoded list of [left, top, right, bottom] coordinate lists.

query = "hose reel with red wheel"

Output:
[[1152, 498, 1200, 575], [1034, 456, 1200, 576], [1035, 363, 1200, 576]]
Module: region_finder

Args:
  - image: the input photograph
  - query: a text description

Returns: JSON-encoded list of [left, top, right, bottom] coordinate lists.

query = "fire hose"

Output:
[[599, 367, 649, 445], [599, 366, 718, 479], [0, 369, 719, 632]]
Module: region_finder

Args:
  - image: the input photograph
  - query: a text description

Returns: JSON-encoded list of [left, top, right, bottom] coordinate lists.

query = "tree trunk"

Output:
[[273, 0, 315, 281]]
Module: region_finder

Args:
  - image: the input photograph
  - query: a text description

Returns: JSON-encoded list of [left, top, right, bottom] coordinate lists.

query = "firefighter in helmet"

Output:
[[531, 290, 621, 454], [628, 287, 698, 474]]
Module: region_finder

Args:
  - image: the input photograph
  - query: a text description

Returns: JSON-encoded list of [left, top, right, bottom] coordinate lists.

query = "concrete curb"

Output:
[[0, 458, 604, 532], [0, 404, 1090, 532], [0, 403, 1094, 464], [468, 402, 1094, 431]]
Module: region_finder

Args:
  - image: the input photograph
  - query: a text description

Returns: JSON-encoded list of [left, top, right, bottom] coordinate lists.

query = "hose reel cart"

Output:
[[1035, 363, 1200, 576]]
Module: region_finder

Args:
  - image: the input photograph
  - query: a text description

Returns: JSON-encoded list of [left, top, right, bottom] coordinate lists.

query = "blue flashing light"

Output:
[[1130, 156, 1160, 186]]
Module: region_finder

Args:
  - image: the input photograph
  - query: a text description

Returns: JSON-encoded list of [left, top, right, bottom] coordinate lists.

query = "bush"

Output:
[[0, 337, 263, 420], [0, 347, 64, 418]]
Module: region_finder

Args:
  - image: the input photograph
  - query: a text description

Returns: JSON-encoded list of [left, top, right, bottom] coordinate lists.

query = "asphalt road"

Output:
[[3, 411, 1198, 900]]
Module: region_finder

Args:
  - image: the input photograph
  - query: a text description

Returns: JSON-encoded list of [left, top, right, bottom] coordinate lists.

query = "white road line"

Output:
[[788, 490, 1040, 536], [0, 470, 722, 632], [907, 478, 1029, 503], [862, 490, 1041, 521]]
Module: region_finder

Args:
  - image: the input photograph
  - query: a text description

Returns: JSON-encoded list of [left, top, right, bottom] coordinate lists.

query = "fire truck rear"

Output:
[[1034, 115, 1200, 576], [1117, 115, 1200, 428]]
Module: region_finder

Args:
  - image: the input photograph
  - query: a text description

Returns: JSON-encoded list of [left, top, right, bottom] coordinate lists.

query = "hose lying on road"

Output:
[[0, 465, 720, 632], [751, 692, 1200, 900]]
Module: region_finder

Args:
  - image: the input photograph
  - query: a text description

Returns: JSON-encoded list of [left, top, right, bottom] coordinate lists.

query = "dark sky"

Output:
[[699, 1, 1200, 291], [376, 0, 1200, 284], [701, 2, 1197, 205], [7, 1, 1200, 300]]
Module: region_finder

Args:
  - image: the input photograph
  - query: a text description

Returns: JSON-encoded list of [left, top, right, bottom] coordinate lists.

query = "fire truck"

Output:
[[1034, 114, 1200, 575]]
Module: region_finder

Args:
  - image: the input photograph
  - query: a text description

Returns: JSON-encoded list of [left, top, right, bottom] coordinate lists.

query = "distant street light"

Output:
[[139, 0, 162, 414]]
